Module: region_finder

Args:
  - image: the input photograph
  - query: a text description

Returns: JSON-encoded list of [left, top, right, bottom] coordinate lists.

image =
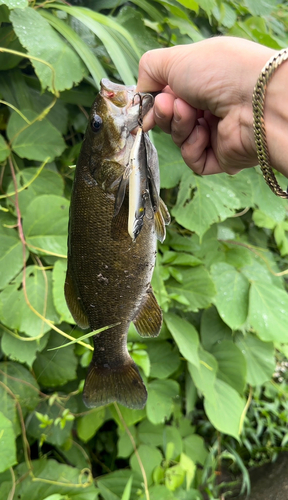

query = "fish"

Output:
[[64, 79, 170, 410]]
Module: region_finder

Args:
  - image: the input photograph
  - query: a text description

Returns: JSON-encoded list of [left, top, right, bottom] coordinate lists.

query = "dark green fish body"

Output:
[[65, 79, 169, 410]]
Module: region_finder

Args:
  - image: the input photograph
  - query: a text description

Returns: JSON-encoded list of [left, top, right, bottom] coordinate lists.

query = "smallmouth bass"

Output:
[[65, 79, 170, 410]]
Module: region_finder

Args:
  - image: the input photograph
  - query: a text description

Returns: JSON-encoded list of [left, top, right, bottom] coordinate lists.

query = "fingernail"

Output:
[[155, 108, 165, 120], [187, 126, 199, 145]]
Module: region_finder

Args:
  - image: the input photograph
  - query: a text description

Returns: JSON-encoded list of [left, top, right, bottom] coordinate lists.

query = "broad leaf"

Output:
[[33, 331, 78, 386], [166, 265, 215, 312], [155, 131, 185, 189], [146, 341, 180, 379], [165, 313, 200, 367], [172, 171, 241, 239], [204, 379, 245, 439], [0, 0, 27, 8], [235, 332, 275, 386], [200, 306, 232, 351], [147, 379, 179, 425], [183, 434, 208, 466], [10, 8, 86, 92], [130, 444, 162, 485], [249, 281, 288, 342], [23, 195, 69, 257], [1, 331, 48, 368], [0, 220, 28, 289], [0, 361, 39, 415], [6, 166, 64, 216], [97, 470, 143, 500], [0, 134, 9, 161], [0, 411, 17, 473], [138, 419, 164, 447], [211, 262, 250, 330], [0, 266, 59, 337], [52, 259, 75, 324], [211, 340, 247, 394], [7, 110, 66, 161], [26, 400, 73, 446], [188, 347, 218, 403], [77, 408, 105, 443]]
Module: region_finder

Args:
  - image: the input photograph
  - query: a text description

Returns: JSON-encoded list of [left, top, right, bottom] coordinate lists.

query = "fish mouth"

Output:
[[100, 78, 154, 132]]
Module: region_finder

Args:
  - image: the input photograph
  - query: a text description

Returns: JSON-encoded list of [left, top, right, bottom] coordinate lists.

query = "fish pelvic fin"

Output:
[[133, 288, 162, 337], [83, 359, 147, 410], [154, 198, 170, 243], [65, 265, 90, 329]]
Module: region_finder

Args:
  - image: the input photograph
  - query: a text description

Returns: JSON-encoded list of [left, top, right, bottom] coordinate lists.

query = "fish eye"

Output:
[[90, 114, 103, 133]]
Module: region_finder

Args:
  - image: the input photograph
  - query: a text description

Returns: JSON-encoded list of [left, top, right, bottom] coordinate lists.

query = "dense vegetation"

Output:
[[1, 0, 288, 499]]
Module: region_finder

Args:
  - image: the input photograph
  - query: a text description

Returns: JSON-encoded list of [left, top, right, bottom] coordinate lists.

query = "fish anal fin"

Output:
[[83, 359, 147, 410], [160, 197, 171, 225], [133, 288, 162, 337], [64, 265, 90, 329]]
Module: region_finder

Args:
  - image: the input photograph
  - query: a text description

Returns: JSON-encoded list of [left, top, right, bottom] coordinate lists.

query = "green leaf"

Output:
[[121, 475, 133, 500], [165, 313, 200, 367], [138, 419, 164, 447], [250, 168, 286, 221], [200, 306, 232, 351], [172, 166, 241, 239], [147, 379, 179, 425], [26, 401, 73, 446], [252, 209, 277, 229], [155, 131, 185, 189], [211, 340, 247, 394], [0, 266, 59, 337], [197, 0, 217, 16], [0, 0, 27, 8], [40, 10, 107, 88], [10, 8, 86, 92], [7, 110, 66, 161], [183, 434, 208, 466], [0, 411, 17, 473], [188, 347, 218, 403], [33, 331, 78, 386], [249, 281, 288, 342], [97, 470, 143, 500], [0, 135, 9, 161], [23, 195, 69, 257], [146, 341, 180, 379], [235, 332, 275, 386], [0, 217, 28, 289], [52, 259, 75, 324], [130, 444, 163, 485], [0, 361, 39, 415], [0, 459, 98, 499], [166, 265, 215, 312], [204, 379, 245, 439], [163, 426, 183, 460], [77, 408, 105, 443], [165, 463, 185, 491], [211, 262, 250, 330], [1, 331, 48, 367], [51, 4, 139, 85], [0, 383, 20, 437], [6, 166, 64, 217], [244, 0, 276, 16], [118, 425, 136, 458], [109, 404, 146, 429]]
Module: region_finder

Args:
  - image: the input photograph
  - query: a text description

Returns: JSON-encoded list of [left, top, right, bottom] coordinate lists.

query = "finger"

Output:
[[153, 92, 176, 134], [171, 98, 198, 147]]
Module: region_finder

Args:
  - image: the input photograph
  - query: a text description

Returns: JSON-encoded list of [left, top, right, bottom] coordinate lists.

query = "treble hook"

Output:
[[132, 93, 154, 128]]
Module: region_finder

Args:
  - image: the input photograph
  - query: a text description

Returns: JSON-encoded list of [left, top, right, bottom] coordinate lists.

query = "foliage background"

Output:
[[1, 0, 288, 499]]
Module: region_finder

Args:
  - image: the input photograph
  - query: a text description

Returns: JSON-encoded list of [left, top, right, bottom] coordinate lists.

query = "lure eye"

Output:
[[90, 114, 103, 133]]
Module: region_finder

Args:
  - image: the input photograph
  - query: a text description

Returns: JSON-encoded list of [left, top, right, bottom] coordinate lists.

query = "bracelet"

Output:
[[252, 48, 288, 199]]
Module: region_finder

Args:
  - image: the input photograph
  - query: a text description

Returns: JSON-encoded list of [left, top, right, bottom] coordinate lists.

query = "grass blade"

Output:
[[48, 322, 121, 351]]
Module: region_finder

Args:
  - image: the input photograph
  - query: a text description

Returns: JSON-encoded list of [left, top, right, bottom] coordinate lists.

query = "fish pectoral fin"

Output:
[[154, 198, 170, 243], [114, 174, 128, 217], [133, 288, 162, 337], [83, 359, 147, 410], [64, 265, 90, 329], [111, 196, 129, 241]]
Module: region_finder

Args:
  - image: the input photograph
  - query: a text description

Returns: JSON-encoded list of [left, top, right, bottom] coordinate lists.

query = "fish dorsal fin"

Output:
[[64, 265, 90, 329], [133, 288, 162, 337], [154, 198, 171, 243]]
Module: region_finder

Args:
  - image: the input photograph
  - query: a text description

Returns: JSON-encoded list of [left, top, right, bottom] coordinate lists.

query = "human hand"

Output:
[[137, 37, 288, 177]]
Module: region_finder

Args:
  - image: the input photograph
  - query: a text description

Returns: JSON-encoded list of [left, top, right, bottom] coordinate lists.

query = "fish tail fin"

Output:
[[83, 358, 147, 410]]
